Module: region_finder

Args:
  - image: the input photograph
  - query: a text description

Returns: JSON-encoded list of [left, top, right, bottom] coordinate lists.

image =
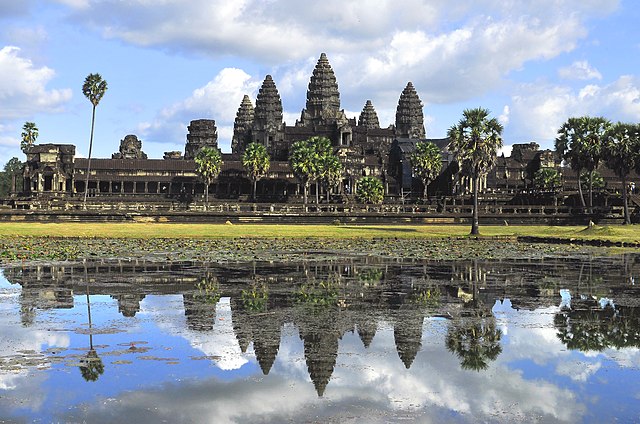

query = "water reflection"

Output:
[[1, 255, 640, 422]]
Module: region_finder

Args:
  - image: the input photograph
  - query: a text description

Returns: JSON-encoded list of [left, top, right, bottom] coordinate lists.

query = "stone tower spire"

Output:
[[358, 100, 380, 129], [395, 82, 425, 139], [298, 53, 342, 127], [252, 75, 284, 154], [231, 95, 255, 154], [253, 75, 283, 132]]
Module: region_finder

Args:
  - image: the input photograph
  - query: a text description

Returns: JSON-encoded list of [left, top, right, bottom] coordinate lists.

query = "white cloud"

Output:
[[139, 67, 260, 151], [508, 75, 640, 144], [0, 46, 72, 119], [498, 105, 510, 126], [558, 61, 602, 80], [56, 0, 616, 107]]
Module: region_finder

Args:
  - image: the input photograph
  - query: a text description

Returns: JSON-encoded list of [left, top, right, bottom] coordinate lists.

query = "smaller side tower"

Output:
[[231, 95, 255, 155], [184, 119, 219, 159]]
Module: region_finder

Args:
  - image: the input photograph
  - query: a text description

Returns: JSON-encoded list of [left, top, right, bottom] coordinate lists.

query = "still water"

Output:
[[1, 255, 639, 423]]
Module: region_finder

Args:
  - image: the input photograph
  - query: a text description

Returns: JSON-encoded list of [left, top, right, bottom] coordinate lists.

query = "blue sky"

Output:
[[1, 0, 639, 168]]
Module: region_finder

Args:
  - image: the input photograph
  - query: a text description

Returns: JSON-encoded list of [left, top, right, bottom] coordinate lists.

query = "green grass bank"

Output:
[[0, 222, 639, 244]]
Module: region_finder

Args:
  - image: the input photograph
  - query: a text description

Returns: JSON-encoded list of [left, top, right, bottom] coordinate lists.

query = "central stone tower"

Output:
[[395, 82, 425, 139], [297, 53, 347, 128]]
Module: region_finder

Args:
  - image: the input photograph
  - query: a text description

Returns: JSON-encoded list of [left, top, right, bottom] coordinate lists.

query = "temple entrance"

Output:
[[43, 175, 53, 191]]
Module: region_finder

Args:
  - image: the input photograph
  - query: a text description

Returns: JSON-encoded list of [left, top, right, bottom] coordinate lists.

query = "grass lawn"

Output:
[[0, 222, 639, 243]]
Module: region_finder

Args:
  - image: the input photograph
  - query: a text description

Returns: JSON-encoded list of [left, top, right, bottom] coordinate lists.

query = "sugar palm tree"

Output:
[[289, 136, 339, 206], [555, 116, 610, 210], [20, 122, 38, 155], [604, 122, 640, 224], [242, 142, 270, 201], [447, 108, 503, 235], [194, 146, 222, 208], [319, 153, 343, 202], [82, 73, 108, 207], [410, 141, 442, 199]]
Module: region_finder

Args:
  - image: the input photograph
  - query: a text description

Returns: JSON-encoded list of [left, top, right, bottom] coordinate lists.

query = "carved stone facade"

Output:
[[184, 119, 219, 160], [112, 135, 147, 159]]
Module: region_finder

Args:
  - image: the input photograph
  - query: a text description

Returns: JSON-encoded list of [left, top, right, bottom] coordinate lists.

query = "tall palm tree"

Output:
[[604, 122, 640, 225], [447, 108, 503, 235], [241, 142, 270, 201], [20, 122, 38, 155], [410, 141, 442, 199], [319, 154, 343, 202], [290, 136, 332, 206], [555, 116, 610, 210], [82, 73, 108, 207], [194, 146, 222, 208]]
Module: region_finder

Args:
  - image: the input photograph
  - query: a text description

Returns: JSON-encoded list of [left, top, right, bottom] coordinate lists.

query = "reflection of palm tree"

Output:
[[555, 302, 640, 352], [79, 274, 104, 382], [446, 315, 502, 371], [80, 349, 104, 382]]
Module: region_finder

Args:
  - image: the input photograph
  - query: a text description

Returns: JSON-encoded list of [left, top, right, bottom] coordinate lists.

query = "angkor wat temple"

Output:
[[8, 53, 637, 213]]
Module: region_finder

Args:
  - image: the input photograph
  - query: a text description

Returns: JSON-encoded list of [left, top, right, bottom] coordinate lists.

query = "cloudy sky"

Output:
[[1, 0, 639, 168]]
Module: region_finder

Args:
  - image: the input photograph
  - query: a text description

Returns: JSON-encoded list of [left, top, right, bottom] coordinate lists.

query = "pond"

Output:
[[1, 254, 639, 423]]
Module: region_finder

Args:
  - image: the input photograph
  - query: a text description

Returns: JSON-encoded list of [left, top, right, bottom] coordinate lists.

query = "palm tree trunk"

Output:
[[423, 180, 428, 199], [588, 170, 594, 211], [83, 105, 96, 208], [471, 175, 479, 235], [315, 181, 319, 204], [303, 181, 308, 206], [205, 179, 209, 210], [252, 178, 257, 202], [622, 174, 630, 225], [577, 170, 586, 209]]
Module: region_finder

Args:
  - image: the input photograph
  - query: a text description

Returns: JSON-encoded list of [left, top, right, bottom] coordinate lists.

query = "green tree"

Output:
[[319, 153, 343, 201], [555, 116, 610, 210], [0, 157, 23, 197], [410, 141, 442, 198], [604, 122, 640, 225], [20, 122, 38, 155], [242, 142, 270, 201], [533, 167, 562, 206], [289, 136, 334, 205], [533, 167, 562, 192], [194, 146, 222, 208], [356, 176, 384, 204], [82, 73, 108, 207], [447, 108, 503, 235]]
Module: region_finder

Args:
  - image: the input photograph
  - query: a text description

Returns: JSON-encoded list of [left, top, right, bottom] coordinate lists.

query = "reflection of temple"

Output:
[[5, 255, 640, 395]]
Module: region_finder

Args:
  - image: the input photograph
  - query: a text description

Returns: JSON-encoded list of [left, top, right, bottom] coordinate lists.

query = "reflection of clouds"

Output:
[[330, 323, 583, 422], [600, 348, 640, 369], [556, 360, 602, 382], [53, 321, 586, 424], [0, 273, 68, 415], [146, 296, 248, 370]]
